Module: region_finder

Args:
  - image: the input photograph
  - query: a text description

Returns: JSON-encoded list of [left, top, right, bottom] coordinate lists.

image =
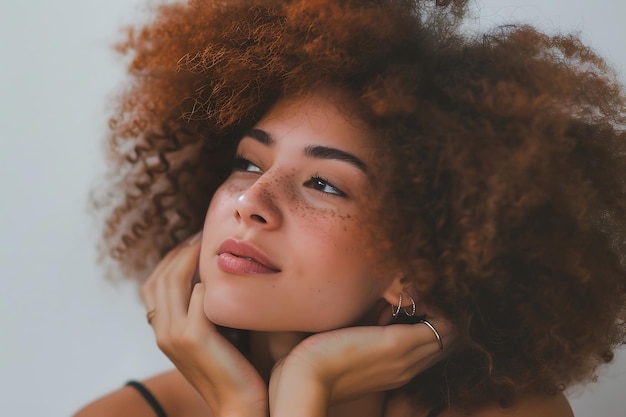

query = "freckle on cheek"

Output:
[[224, 182, 245, 194]]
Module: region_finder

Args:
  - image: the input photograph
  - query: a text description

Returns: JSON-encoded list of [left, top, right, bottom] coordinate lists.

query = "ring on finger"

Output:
[[419, 319, 444, 351], [146, 308, 156, 325]]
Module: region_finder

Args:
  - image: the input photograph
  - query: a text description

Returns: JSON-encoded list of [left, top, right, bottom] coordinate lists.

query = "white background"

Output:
[[1, 1, 625, 415]]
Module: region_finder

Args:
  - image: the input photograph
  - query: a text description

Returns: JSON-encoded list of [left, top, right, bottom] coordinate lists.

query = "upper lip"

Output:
[[217, 239, 281, 271]]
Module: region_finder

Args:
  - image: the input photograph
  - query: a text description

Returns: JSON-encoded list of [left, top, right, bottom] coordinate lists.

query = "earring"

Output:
[[403, 296, 416, 317], [392, 293, 403, 317], [392, 293, 417, 318]]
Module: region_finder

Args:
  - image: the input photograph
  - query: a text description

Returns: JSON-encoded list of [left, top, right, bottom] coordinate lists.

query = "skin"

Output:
[[139, 94, 453, 417], [136, 235, 452, 417], [199, 93, 406, 332], [74, 94, 574, 417]]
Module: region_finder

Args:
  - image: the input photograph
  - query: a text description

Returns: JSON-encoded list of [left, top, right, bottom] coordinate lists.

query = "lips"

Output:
[[217, 239, 280, 274]]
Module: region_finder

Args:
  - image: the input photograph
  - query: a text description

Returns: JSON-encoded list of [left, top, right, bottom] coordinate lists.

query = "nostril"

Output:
[[251, 214, 267, 223]]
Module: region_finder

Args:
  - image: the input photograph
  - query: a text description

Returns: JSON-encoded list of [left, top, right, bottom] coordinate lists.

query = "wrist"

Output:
[[218, 401, 268, 417], [270, 358, 329, 417]]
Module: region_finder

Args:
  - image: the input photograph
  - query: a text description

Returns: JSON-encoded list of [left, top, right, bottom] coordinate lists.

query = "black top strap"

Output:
[[125, 380, 167, 417]]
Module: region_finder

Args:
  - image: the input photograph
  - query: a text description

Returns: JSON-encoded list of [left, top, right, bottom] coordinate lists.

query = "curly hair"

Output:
[[93, 0, 626, 412]]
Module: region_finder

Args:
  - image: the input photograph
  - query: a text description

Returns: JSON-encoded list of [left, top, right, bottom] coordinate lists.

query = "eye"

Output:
[[303, 176, 346, 197], [234, 156, 262, 173]]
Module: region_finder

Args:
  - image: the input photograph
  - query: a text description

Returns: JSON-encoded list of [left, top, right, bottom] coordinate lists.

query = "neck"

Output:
[[267, 331, 310, 362], [249, 331, 309, 380]]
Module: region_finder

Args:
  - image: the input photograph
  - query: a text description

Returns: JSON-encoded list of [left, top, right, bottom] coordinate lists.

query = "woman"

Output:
[[77, 0, 626, 416]]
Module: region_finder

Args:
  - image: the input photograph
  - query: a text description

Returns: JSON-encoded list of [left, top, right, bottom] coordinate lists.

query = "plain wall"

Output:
[[1, 1, 624, 415]]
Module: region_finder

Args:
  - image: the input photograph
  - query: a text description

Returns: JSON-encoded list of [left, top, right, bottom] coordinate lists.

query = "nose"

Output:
[[234, 176, 282, 229]]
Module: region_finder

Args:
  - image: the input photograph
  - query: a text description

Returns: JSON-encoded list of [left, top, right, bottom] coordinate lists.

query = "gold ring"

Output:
[[419, 319, 444, 351], [146, 308, 156, 325]]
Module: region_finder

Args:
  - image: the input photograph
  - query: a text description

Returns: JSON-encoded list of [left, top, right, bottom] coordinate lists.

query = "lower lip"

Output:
[[217, 253, 279, 274]]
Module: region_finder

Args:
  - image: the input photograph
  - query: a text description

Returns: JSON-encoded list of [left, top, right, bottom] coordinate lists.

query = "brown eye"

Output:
[[303, 176, 346, 197], [234, 156, 262, 173]]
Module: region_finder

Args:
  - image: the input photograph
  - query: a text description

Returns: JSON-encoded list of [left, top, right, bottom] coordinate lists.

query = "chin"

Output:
[[203, 305, 267, 331], [204, 306, 344, 333], [202, 291, 368, 332]]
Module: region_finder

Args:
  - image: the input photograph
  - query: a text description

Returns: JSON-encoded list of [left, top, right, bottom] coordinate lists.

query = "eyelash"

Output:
[[303, 175, 346, 197], [233, 155, 262, 173], [233, 156, 346, 197]]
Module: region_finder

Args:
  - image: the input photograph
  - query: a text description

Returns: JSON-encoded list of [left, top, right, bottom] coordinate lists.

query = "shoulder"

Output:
[[73, 369, 211, 417]]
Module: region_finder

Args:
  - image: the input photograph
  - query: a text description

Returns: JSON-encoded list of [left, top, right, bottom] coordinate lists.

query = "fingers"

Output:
[[137, 234, 269, 412], [384, 316, 451, 352], [418, 319, 444, 351], [157, 239, 202, 331], [187, 282, 217, 337], [301, 322, 452, 401], [389, 318, 454, 381], [372, 319, 452, 389], [141, 232, 202, 336]]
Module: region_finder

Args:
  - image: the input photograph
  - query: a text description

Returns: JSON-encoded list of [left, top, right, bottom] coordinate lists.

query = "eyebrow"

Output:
[[245, 128, 369, 173], [246, 128, 273, 146], [303, 145, 368, 172]]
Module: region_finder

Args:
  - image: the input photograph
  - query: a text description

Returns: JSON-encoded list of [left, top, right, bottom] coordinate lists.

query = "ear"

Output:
[[381, 274, 413, 308], [383, 274, 419, 307], [382, 274, 426, 316]]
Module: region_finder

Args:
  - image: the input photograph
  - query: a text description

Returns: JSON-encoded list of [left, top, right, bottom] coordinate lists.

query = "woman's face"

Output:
[[199, 93, 398, 332]]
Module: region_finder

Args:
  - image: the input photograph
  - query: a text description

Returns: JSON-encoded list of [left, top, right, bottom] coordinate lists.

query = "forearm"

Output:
[[269, 361, 329, 417]]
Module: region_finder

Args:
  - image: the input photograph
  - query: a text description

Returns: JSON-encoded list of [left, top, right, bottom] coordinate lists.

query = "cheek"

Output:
[[294, 209, 353, 252], [301, 211, 380, 259], [292, 212, 385, 289], [203, 181, 241, 221]]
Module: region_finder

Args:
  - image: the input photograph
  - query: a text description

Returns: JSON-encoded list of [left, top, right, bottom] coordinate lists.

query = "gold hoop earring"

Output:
[[392, 293, 403, 317]]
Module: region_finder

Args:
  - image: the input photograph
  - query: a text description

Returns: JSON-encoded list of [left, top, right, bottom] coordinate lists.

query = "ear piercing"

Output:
[[392, 293, 416, 317]]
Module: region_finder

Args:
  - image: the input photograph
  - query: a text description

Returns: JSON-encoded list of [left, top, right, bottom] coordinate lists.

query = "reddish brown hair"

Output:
[[93, 0, 626, 412]]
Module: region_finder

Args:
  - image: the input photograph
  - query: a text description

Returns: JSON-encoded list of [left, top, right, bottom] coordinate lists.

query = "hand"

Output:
[[141, 234, 268, 417], [269, 318, 452, 416]]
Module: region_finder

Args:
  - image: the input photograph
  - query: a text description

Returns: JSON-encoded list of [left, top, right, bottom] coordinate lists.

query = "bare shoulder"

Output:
[[73, 369, 211, 417]]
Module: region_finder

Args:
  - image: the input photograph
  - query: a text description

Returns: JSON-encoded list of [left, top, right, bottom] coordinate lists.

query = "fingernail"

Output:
[[186, 231, 203, 245]]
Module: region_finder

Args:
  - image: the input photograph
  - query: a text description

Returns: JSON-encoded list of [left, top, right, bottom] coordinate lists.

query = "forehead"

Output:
[[253, 93, 377, 153]]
